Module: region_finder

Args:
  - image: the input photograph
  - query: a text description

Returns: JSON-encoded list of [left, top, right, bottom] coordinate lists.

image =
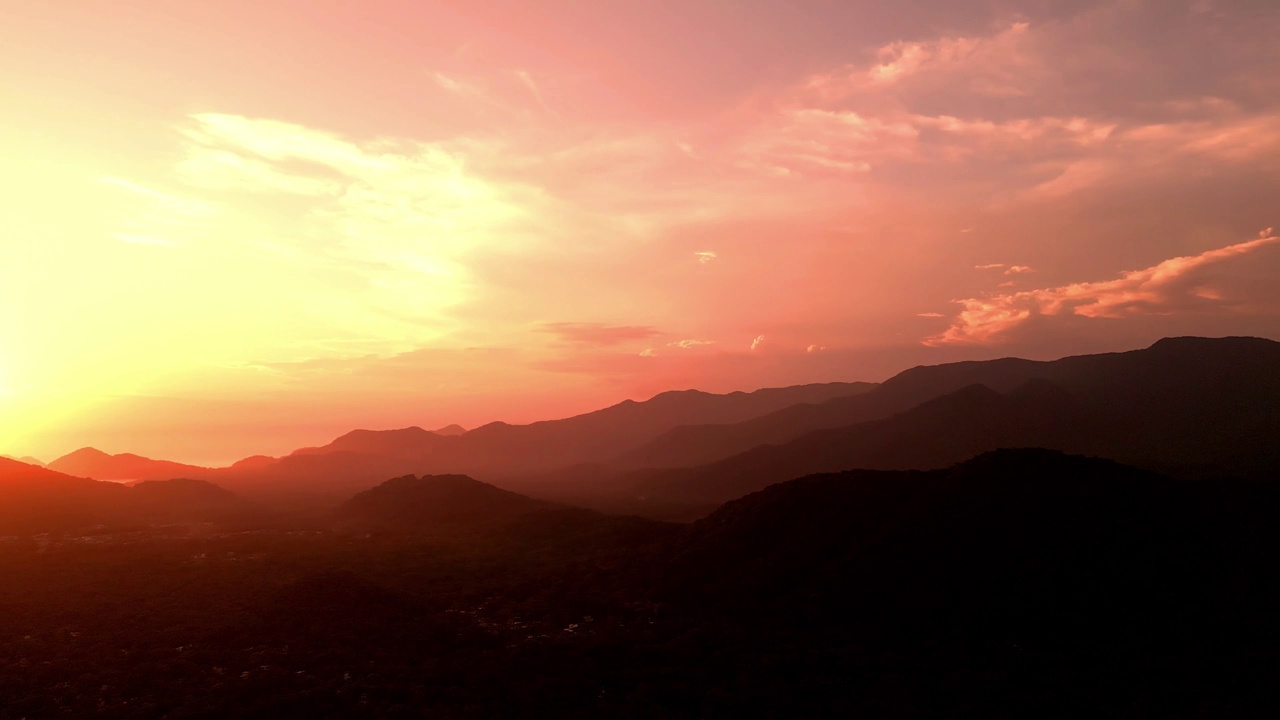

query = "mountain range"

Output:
[[0, 456, 248, 532], [14, 336, 1279, 520]]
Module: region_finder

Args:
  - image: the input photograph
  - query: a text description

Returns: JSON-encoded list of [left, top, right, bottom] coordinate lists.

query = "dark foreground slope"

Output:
[[1, 450, 1278, 717], [655, 449, 1280, 717]]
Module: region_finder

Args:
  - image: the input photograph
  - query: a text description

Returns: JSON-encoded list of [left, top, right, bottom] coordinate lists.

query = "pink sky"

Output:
[[2, 0, 1278, 464]]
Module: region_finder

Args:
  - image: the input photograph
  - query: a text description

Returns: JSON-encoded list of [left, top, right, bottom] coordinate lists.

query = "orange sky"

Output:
[[2, 1, 1279, 465]]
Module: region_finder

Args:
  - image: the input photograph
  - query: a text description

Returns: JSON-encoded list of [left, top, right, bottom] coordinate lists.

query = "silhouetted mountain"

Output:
[[334, 473, 676, 555], [48, 447, 211, 482], [668, 449, 1193, 602], [452, 381, 875, 475], [337, 474, 554, 531], [227, 454, 277, 471], [432, 424, 467, 436], [619, 335, 1280, 471], [4, 449, 1278, 717], [0, 456, 96, 487], [216, 450, 438, 507], [1, 454, 44, 466], [128, 478, 250, 523], [216, 381, 874, 500], [615, 338, 1280, 513], [625, 381, 1092, 510], [651, 449, 1280, 715], [667, 446, 1280, 628], [0, 457, 254, 532], [290, 427, 450, 460], [0, 457, 129, 532]]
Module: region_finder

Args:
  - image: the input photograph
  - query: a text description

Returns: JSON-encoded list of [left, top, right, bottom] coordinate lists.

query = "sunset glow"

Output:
[[2, 0, 1278, 464]]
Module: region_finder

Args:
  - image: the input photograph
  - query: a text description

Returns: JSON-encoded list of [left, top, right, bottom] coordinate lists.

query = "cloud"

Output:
[[162, 113, 555, 346], [806, 344, 827, 353], [515, 69, 558, 118], [639, 348, 656, 357], [916, 312, 945, 318], [694, 251, 718, 264], [926, 232, 1280, 346], [739, 7, 1280, 201], [433, 73, 471, 95], [540, 322, 661, 346], [669, 339, 715, 349], [750, 335, 765, 351], [976, 263, 1033, 275], [803, 22, 1033, 98]]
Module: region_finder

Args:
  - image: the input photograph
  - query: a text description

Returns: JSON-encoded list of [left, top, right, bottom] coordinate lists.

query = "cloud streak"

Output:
[[540, 322, 661, 346], [927, 232, 1280, 346]]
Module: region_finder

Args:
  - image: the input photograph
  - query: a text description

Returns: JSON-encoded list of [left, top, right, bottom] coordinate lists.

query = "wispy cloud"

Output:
[[669, 339, 715, 349], [694, 251, 718, 264], [515, 69, 558, 118], [927, 232, 1280, 346], [750, 335, 766, 351], [540, 322, 661, 346]]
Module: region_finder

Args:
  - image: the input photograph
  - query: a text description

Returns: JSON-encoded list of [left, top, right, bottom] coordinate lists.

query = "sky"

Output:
[[2, 0, 1278, 465]]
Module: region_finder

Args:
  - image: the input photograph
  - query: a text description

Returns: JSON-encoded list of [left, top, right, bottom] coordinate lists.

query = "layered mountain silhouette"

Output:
[[47, 447, 211, 482], [17, 336, 1277, 516], [0, 457, 251, 532], [210, 381, 874, 500], [1, 454, 44, 466], [0, 456, 128, 532], [538, 336, 1280, 515], [619, 335, 1280, 471], [4, 338, 1278, 717]]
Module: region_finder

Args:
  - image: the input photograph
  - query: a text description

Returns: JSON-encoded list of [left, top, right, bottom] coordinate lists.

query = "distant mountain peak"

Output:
[[47, 447, 208, 482], [336, 426, 432, 441], [1148, 335, 1278, 352], [57, 447, 114, 462], [432, 424, 467, 436], [1, 455, 45, 467]]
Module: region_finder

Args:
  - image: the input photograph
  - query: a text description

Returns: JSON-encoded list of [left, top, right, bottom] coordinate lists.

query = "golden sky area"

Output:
[[2, 1, 1279, 464]]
